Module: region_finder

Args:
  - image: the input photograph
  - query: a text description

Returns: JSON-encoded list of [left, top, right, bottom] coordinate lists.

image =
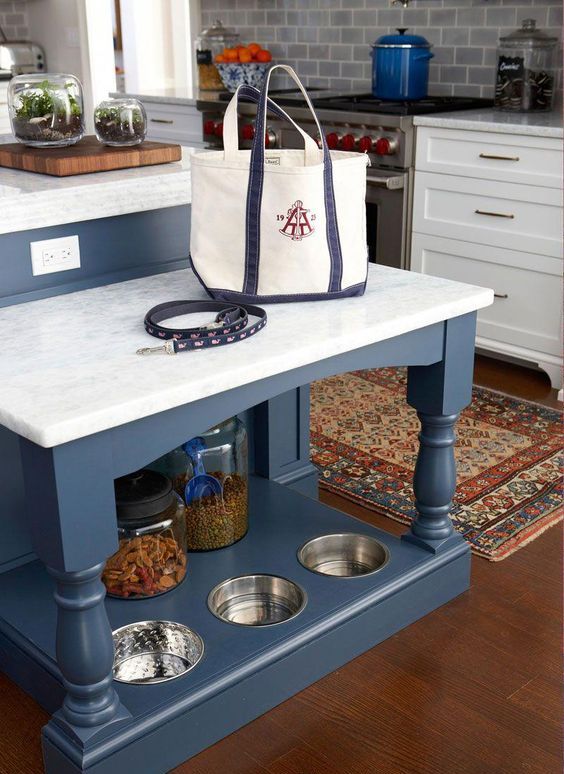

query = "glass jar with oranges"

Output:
[[195, 20, 239, 91]]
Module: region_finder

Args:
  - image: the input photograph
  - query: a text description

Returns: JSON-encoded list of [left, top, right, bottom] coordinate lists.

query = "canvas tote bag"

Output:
[[190, 65, 369, 303]]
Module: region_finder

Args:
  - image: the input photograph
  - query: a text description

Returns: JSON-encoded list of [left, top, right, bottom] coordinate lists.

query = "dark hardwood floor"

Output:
[[0, 356, 561, 774]]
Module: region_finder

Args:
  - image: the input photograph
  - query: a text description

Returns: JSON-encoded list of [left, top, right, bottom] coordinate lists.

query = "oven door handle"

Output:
[[366, 174, 405, 191]]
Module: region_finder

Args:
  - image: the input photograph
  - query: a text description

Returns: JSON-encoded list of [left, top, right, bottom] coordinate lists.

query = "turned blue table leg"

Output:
[[19, 434, 131, 769], [48, 563, 121, 728], [403, 312, 477, 554]]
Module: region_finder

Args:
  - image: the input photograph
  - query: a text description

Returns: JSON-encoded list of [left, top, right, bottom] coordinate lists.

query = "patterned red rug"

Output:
[[310, 368, 563, 561]]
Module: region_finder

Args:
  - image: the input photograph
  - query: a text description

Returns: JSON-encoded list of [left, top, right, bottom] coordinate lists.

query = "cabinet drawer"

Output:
[[144, 102, 202, 145], [415, 126, 563, 188], [413, 171, 563, 258], [411, 233, 562, 357]]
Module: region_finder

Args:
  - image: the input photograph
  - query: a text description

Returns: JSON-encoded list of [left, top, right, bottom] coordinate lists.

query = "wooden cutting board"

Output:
[[0, 135, 182, 176]]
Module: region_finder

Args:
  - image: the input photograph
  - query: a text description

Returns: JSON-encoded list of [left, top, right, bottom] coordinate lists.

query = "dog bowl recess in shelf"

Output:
[[112, 620, 204, 684], [207, 574, 307, 626], [297, 533, 390, 578]]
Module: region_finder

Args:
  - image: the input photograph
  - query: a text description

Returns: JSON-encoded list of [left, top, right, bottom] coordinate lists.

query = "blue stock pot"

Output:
[[371, 28, 434, 100]]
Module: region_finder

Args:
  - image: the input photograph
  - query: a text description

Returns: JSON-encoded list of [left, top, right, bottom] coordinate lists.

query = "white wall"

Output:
[[26, 0, 116, 131], [26, 0, 83, 79], [120, 0, 193, 94]]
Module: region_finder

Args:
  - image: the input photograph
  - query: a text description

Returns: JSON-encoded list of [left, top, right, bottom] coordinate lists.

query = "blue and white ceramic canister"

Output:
[[371, 28, 434, 101]]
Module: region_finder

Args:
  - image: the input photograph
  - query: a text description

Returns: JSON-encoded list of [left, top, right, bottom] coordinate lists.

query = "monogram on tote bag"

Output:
[[190, 65, 369, 303]]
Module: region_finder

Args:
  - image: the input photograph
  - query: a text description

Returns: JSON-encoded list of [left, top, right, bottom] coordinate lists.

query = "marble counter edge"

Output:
[[0, 286, 494, 449], [110, 91, 198, 107], [0, 149, 194, 235], [413, 111, 563, 139]]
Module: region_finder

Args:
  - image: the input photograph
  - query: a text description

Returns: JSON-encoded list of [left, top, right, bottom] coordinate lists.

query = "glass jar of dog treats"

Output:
[[102, 469, 187, 599], [495, 20, 558, 111]]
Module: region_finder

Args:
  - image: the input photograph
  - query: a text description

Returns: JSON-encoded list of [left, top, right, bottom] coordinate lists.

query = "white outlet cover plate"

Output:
[[30, 235, 81, 276]]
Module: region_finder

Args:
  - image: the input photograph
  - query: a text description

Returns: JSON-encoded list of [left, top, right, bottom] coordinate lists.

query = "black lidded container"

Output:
[[102, 470, 187, 599]]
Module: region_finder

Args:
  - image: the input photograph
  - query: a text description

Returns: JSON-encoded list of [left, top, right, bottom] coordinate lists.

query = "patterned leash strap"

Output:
[[136, 300, 267, 355]]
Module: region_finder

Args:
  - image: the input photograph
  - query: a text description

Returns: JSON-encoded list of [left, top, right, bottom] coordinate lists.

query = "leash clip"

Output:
[[201, 320, 224, 331], [136, 340, 176, 356]]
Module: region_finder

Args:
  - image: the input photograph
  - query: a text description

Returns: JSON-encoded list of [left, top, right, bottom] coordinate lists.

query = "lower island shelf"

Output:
[[0, 475, 470, 774]]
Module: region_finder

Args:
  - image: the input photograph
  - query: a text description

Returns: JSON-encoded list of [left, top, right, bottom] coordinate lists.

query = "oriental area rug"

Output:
[[310, 368, 563, 561]]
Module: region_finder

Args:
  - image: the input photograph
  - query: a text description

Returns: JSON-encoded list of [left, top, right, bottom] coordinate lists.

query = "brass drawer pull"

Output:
[[494, 293, 509, 299], [475, 209, 515, 219], [479, 153, 520, 161], [150, 118, 174, 124]]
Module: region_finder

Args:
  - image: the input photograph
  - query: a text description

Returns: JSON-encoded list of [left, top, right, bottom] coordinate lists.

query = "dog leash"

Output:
[[136, 300, 267, 355]]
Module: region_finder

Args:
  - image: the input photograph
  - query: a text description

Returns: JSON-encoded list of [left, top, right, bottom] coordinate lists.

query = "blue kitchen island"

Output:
[[0, 264, 492, 773]]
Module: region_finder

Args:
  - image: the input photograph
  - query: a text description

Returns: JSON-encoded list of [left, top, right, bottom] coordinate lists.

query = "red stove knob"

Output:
[[241, 123, 255, 140], [265, 127, 277, 148], [203, 119, 216, 136], [374, 137, 397, 156], [358, 136, 373, 153], [214, 122, 224, 138], [341, 133, 356, 151], [326, 132, 340, 150]]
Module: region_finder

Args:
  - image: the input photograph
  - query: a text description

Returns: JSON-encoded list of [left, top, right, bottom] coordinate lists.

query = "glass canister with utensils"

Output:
[[195, 19, 240, 90], [102, 469, 187, 598], [495, 20, 558, 111], [150, 417, 249, 551]]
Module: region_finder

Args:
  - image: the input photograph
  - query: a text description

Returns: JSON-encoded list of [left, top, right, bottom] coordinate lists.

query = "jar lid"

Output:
[[115, 469, 174, 523], [199, 19, 238, 41], [373, 28, 432, 49], [500, 19, 558, 48]]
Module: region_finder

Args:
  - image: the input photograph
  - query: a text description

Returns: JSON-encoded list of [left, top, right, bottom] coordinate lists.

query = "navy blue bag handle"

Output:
[[223, 84, 319, 164], [243, 65, 344, 297]]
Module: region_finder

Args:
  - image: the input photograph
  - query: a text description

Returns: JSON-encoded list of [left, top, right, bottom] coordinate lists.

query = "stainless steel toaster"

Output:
[[0, 42, 46, 77]]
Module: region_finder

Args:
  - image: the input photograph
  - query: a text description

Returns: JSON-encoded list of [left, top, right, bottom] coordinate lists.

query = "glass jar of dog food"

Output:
[[102, 470, 187, 599], [183, 417, 249, 550]]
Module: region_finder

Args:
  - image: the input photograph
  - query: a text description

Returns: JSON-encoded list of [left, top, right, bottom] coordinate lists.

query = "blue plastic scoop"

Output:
[[183, 437, 222, 505]]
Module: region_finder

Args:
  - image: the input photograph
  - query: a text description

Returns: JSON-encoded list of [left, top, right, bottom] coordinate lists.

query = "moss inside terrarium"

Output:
[[13, 80, 83, 143], [94, 105, 146, 144]]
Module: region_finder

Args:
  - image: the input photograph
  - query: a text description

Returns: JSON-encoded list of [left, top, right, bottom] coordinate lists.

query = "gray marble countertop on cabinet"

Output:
[[0, 265, 493, 774], [414, 108, 563, 138], [110, 87, 200, 106], [0, 135, 195, 234]]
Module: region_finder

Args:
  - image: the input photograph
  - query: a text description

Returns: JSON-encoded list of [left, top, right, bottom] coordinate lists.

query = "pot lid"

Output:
[[373, 28, 432, 49], [500, 19, 558, 48], [199, 19, 238, 41], [115, 469, 174, 523]]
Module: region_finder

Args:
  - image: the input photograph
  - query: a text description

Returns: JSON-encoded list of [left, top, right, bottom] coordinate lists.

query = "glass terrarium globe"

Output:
[[8, 73, 84, 147], [94, 97, 147, 146]]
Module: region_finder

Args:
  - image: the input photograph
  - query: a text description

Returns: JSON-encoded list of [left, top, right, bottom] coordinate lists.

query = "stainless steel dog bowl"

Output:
[[297, 533, 390, 578], [207, 574, 307, 626], [112, 620, 204, 684]]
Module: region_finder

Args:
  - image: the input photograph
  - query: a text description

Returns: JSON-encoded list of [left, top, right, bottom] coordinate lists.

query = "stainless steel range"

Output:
[[196, 91, 493, 270]]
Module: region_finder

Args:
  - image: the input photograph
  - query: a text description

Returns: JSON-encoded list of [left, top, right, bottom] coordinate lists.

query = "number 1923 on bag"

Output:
[[189, 64, 369, 303]]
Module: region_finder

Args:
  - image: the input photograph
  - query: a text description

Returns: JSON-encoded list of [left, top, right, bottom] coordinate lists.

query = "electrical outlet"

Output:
[[30, 235, 81, 276]]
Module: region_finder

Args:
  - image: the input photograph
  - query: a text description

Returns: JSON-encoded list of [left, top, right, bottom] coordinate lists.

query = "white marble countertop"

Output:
[[414, 108, 563, 138], [0, 136, 195, 235], [0, 265, 493, 448]]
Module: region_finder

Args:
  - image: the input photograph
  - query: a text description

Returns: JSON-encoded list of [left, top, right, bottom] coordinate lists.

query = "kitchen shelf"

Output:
[[0, 475, 468, 773]]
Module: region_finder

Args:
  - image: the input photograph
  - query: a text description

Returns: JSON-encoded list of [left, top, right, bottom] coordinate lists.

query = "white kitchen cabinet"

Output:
[[411, 125, 563, 392], [144, 101, 205, 147], [415, 126, 562, 189], [413, 171, 563, 258]]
